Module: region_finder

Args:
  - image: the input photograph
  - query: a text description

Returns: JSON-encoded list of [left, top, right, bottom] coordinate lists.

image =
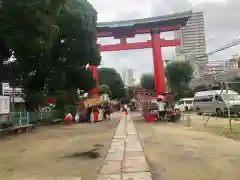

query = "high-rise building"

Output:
[[174, 11, 207, 78], [122, 69, 134, 87]]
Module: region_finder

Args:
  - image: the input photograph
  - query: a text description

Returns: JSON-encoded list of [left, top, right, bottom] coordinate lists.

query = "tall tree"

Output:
[[140, 73, 155, 92], [194, 85, 209, 92], [98, 68, 125, 99], [0, 0, 101, 110], [166, 61, 193, 98], [44, 0, 101, 109], [99, 84, 112, 96]]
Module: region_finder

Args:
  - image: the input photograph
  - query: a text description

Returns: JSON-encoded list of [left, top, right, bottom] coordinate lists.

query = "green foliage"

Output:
[[52, 89, 77, 108], [98, 68, 125, 99], [0, 0, 64, 58], [24, 91, 48, 111], [44, 0, 100, 93], [0, 0, 101, 110], [230, 77, 240, 93], [99, 84, 112, 96], [140, 73, 155, 92], [193, 85, 209, 92], [166, 61, 193, 91], [165, 61, 193, 99], [182, 88, 195, 97]]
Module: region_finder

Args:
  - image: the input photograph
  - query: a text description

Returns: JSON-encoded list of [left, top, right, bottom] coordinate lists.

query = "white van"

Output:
[[174, 98, 194, 111], [193, 90, 240, 116]]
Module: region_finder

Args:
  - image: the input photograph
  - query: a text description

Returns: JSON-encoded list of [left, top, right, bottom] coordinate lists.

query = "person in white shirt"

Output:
[[123, 103, 128, 112], [157, 98, 166, 117]]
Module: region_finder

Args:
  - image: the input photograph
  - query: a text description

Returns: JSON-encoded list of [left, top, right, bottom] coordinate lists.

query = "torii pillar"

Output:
[[151, 28, 166, 96], [88, 65, 99, 97]]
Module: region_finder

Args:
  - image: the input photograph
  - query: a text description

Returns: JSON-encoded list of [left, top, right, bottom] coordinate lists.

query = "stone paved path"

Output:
[[97, 114, 152, 180]]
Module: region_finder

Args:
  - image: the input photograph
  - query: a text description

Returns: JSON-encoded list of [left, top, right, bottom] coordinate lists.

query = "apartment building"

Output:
[[206, 60, 225, 75], [225, 55, 240, 69], [174, 12, 207, 78]]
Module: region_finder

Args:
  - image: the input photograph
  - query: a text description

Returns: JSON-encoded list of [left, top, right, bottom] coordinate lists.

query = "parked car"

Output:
[[193, 89, 240, 116], [174, 98, 194, 111]]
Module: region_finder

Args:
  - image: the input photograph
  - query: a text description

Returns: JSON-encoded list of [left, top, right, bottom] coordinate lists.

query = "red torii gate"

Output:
[[89, 11, 192, 97]]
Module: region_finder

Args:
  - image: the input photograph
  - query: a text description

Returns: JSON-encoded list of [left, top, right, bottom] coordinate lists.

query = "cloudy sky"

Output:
[[88, 0, 240, 82]]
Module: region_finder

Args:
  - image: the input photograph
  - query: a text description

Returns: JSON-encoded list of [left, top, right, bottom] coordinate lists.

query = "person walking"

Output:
[[103, 102, 111, 120], [123, 102, 129, 115], [156, 98, 166, 119]]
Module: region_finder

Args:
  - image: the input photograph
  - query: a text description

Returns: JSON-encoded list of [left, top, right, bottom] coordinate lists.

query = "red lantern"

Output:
[[64, 113, 73, 123], [47, 97, 53, 103]]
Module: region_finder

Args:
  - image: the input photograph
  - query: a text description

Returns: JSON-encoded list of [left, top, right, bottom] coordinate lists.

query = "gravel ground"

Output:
[[0, 113, 122, 180], [133, 112, 240, 180]]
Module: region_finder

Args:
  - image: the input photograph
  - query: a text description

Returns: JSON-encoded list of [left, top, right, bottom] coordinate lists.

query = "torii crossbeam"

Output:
[[89, 11, 192, 97]]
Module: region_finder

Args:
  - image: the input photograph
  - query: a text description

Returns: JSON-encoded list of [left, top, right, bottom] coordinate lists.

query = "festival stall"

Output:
[[75, 97, 104, 122]]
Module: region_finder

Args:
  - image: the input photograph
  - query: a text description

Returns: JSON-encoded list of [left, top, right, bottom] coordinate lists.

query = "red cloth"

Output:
[[147, 113, 154, 123], [93, 112, 98, 121], [64, 113, 73, 125], [64, 113, 73, 123]]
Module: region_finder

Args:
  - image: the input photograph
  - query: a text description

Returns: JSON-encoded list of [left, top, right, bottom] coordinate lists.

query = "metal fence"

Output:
[[10, 105, 76, 126], [11, 110, 61, 126]]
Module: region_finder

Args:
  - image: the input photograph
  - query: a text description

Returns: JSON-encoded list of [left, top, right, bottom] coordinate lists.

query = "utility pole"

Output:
[[225, 81, 232, 131]]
